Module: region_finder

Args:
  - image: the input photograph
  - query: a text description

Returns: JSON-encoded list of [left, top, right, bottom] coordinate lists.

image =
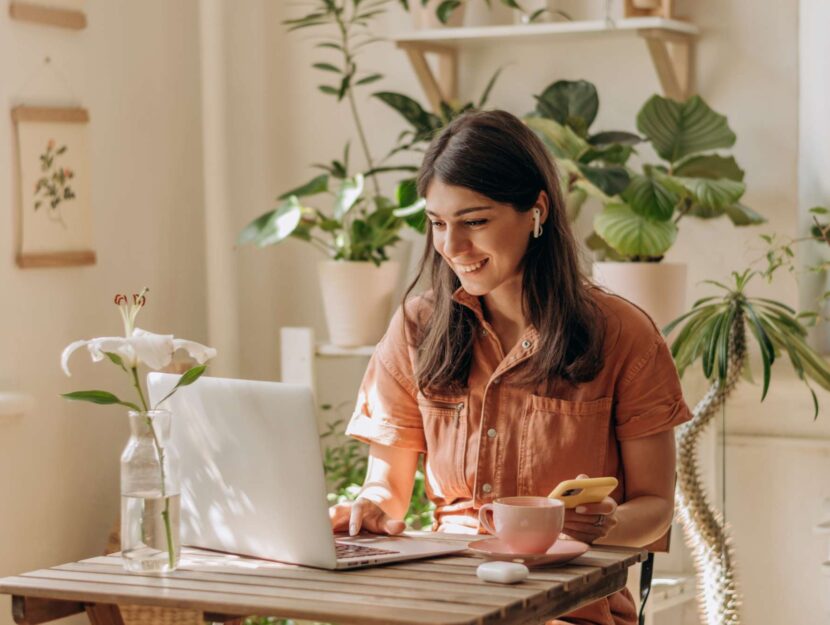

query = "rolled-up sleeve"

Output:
[[345, 308, 426, 452], [614, 335, 693, 441]]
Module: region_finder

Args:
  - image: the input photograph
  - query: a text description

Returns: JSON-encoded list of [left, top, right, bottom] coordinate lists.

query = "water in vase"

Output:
[[121, 492, 181, 573]]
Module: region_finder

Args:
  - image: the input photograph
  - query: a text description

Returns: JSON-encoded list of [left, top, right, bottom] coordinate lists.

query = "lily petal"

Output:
[[172, 339, 217, 364], [87, 337, 137, 368], [130, 328, 175, 370], [61, 339, 90, 376]]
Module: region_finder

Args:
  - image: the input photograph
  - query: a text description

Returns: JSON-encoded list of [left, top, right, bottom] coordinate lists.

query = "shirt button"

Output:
[[522, 340, 532, 349], [482, 483, 492, 494], [487, 428, 497, 438]]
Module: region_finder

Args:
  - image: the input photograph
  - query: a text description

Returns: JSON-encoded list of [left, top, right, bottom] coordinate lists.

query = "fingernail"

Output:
[[349, 524, 356, 536], [575, 506, 587, 514]]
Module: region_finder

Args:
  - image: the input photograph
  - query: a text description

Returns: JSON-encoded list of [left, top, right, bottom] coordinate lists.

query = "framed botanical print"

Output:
[[12, 106, 95, 269]]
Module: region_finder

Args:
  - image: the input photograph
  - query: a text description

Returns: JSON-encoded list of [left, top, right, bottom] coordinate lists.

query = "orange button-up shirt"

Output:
[[347, 287, 692, 625]]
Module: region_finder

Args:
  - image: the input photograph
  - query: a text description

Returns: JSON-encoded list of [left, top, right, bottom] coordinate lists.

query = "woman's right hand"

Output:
[[329, 498, 406, 536]]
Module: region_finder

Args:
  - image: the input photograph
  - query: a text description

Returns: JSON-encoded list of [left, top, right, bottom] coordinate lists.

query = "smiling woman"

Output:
[[332, 110, 693, 625]]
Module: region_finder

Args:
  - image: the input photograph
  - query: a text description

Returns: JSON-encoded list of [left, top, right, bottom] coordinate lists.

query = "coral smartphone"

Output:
[[547, 477, 619, 509]]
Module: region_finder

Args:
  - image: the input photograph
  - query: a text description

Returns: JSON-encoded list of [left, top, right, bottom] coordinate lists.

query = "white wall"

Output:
[[0, 1, 206, 624]]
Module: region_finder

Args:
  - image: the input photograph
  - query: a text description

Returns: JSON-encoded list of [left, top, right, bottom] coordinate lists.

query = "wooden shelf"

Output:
[[392, 17, 699, 111], [393, 17, 698, 45]]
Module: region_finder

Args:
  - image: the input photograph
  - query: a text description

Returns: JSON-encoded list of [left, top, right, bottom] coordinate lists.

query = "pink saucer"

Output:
[[468, 537, 589, 567]]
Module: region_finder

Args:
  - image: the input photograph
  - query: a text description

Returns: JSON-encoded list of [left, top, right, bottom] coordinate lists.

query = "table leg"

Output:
[[85, 604, 125, 625], [12, 596, 85, 624]]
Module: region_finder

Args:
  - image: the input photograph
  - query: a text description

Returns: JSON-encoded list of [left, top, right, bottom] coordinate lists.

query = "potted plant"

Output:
[[527, 81, 766, 327], [663, 238, 830, 625]]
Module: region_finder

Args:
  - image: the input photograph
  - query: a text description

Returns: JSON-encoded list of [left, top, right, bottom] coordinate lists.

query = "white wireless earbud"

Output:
[[532, 208, 543, 239]]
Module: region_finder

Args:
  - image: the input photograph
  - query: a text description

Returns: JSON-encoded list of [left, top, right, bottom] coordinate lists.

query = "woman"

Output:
[[329, 110, 691, 625]]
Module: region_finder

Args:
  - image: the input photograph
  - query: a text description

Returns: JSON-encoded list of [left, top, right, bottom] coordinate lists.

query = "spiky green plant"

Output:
[[664, 268, 830, 625], [665, 268, 830, 417]]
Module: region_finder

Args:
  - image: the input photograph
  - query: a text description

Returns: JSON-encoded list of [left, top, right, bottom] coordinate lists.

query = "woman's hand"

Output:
[[329, 498, 406, 536], [561, 475, 618, 544]]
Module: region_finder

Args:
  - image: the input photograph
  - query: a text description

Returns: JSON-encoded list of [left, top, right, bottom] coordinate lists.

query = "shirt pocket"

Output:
[[518, 395, 612, 496], [417, 392, 469, 497]]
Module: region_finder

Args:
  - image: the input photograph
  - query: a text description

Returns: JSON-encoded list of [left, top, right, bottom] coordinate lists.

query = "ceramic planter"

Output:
[[411, 0, 467, 28], [318, 260, 401, 347], [592, 261, 687, 330]]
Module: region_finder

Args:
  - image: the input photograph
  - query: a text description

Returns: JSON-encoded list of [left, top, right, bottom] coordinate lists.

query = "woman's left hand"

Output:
[[562, 497, 618, 544]]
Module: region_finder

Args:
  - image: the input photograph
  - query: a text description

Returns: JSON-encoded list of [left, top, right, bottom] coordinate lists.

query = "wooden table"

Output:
[[1, 534, 645, 625]]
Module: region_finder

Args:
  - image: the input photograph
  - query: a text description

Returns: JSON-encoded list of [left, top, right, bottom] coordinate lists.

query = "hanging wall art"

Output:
[[12, 106, 95, 269]]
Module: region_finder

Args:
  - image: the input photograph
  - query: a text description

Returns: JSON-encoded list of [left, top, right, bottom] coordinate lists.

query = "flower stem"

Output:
[[133, 366, 175, 569]]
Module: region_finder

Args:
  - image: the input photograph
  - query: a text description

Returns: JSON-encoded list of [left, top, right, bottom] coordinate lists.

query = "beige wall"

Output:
[[0, 1, 206, 624], [0, 0, 826, 624]]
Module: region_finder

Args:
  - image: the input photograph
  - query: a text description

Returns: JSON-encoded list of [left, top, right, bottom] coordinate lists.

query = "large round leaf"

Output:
[[594, 203, 678, 258], [622, 173, 677, 221], [637, 95, 736, 164], [524, 116, 588, 161], [588, 131, 643, 146], [577, 164, 630, 197], [673, 176, 745, 212], [724, 202, 766, 226], [534, 80, 599, 134], [674, 154, 745, 181]]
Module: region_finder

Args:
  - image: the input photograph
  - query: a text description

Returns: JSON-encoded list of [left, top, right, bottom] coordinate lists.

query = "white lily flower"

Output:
[[61, 328, 217, 377]]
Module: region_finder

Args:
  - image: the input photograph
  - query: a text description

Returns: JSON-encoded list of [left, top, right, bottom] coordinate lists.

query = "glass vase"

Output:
[[120, 409, 180, 573]]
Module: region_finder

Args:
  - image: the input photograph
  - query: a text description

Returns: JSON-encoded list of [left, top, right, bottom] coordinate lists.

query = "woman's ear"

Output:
[[535, 190, 550, 224]]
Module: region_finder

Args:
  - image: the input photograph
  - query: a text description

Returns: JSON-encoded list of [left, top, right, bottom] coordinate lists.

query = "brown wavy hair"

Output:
[[402, 109, 606, 393]]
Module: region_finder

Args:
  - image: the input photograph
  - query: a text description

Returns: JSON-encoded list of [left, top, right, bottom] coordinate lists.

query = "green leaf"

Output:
[[436, 0, 462, 23], [673, 154, 745, 181], [319, 85, 339, 96], [278, 174, 329, 200], [588, 131, 642, 146], [478, 67, 503, 108], [724, 202, 766, 226], [313, 62, 341, 73], [672, 176, 745, 215], [395, 179, 418, 208], [745, 303, 775, 400], [585, 231, 625, 262], [334, 174, 364, 220], [593, 203, 678, 259], [534, 80, 599, 134], [356, 73, 383, 86], [62, 390, 141, 412], [580, 144, 634, 166], [103, 351, 127, 372], [577, 165, 630, 197], [637, 94, 737, 164], [374, 92, 442, 139], [154, 365, 207, 408], [809, 206, 829, 215], [523, 116, 588, 161], [251, 196, 304, 247], [622, 173, 677, 221]]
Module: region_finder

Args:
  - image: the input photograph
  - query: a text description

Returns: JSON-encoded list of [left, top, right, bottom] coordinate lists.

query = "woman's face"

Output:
[[425, 179, 538, 298]]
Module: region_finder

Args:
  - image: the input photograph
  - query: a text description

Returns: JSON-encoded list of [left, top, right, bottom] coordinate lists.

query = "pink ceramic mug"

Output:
[[478, 496, 564, 554]]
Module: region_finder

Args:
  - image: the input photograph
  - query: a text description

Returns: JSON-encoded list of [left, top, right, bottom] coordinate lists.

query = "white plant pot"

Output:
[[592, 262, 687, 331], [411, 0, 467, 28], [318, 260, 401, 347]]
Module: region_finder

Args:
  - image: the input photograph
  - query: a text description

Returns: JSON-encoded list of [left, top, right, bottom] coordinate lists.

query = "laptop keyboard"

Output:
[[335, 541, 399, 559]]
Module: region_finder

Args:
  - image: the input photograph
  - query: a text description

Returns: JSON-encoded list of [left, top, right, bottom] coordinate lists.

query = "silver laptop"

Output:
[[146, 373, 465, 569]]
